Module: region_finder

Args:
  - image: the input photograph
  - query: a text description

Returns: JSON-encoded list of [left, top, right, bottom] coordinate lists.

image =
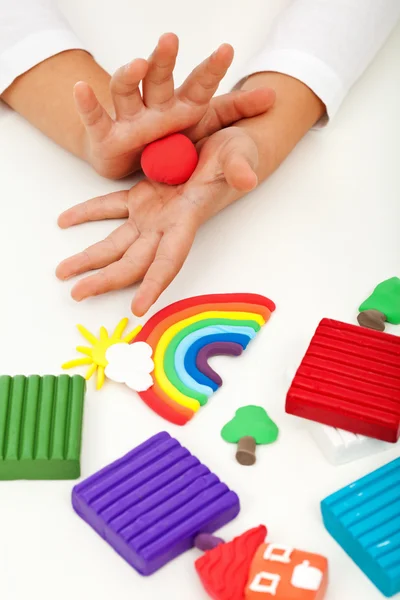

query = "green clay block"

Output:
[[0, 374, 85, 480], [221, 405, 279, 445], [359, 277, 400, 324]]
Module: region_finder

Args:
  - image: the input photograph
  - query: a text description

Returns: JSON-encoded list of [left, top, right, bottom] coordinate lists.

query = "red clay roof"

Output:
[[195, 525, 267, 600]]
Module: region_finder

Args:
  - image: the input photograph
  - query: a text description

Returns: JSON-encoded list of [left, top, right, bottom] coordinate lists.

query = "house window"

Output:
[[291, 560, 323, 590], [249, 572, 281, 595], [263, 543, 294, 564]]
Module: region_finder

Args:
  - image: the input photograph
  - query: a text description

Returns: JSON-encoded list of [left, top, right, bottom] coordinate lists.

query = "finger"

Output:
[[142, 33, 179, 108], [58, 191, 129, 229], [132, 223, 196, 316], [223, 86, 276, 119], [177, 43, 234, 107], [186, 87, 276, 141], [56, 221, 139, 280], [110, 58, 148, 120], [74, 81, 113, 143], [223, 152, 258, 192], [71, 233, 160, 301]]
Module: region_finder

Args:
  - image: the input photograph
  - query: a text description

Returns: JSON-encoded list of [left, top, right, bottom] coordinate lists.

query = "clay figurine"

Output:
[[358, 276, 400, 331], [221, 405, 279, 466], [195, 525, 329, 599]]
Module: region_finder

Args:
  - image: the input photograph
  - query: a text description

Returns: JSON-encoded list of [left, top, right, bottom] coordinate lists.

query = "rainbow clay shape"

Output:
[[221, 406, 279, 466], [358, 277, 400, 331], [151, 316, 259, 408], [321, 457, 400, 597], [133, 293, 275, 425], [172, 328, 253, 401], [0, 374, 85, 480], [61, 295, 275, 424], [62, 318, 142, 389], [286, 319, 400, 442], [195, 342, 243, 388], [72, 432, 240, 576]]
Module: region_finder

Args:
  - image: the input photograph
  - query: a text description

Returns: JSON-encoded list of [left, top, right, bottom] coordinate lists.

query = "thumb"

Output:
[[186, 87, 275, 142], [221, 132, 259, 192]]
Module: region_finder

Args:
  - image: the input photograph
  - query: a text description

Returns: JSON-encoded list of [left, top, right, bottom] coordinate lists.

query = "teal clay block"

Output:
[[0, 374, 85, 480], [321, 458, 400, 597]]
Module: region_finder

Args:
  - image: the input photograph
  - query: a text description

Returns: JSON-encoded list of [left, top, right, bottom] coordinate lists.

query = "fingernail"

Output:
[[122, 61, 132, 72], [56, 265, 74, 280], [132, 298, 145, 317], [71, 289, 84, 301]]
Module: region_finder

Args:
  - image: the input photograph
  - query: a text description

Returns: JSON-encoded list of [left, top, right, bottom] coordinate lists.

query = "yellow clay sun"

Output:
[[62, 318, 141, 390]]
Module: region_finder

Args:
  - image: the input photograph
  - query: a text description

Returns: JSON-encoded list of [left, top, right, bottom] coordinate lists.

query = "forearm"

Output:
[[1, 50, 112, 159], [199, 72, 324, 224], [239, 71, 325, 181]]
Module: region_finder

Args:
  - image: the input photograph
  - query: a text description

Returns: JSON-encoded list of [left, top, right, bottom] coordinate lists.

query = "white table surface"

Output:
[[1, 1, 399, 599]]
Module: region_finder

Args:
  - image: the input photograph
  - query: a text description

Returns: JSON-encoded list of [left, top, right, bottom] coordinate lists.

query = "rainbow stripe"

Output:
[[133, 293, 275, 425]]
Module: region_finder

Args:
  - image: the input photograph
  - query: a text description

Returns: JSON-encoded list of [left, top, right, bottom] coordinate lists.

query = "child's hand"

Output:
[[75, 33, 273, 179], [56, 126, 261, 314]]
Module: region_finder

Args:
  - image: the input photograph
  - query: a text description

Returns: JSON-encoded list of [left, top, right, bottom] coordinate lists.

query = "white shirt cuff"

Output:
[[234, 48, 346, 128], [0, 29, 89, 94]]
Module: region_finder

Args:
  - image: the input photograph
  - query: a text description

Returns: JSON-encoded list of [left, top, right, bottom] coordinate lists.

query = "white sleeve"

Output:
[[234, 0, 400, 125], [0, 0, 89, 94]]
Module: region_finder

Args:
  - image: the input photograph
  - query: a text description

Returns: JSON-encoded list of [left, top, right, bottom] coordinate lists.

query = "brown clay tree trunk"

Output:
[[357, 309, 386, 332], [236, 436, 257, 466]]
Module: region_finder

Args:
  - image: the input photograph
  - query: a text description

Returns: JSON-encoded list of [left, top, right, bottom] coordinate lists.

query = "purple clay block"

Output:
[[196, 342, 243, 387], [72, 432, 240, 576]]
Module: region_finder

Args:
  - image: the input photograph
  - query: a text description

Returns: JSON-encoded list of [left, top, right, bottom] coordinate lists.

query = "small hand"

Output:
[[75, 33, 274, 179], [56, 126, 260, 314]]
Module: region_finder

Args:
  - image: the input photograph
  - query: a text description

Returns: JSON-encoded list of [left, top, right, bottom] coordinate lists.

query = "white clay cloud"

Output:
[[105, 342, 154, 392]]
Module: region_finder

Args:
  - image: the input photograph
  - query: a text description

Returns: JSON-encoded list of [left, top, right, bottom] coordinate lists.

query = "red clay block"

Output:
[[285, 319, 400, 442]]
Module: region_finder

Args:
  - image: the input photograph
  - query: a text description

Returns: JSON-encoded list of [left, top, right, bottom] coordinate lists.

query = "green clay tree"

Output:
[[358, 277, 400, 331], [221, 405, 279, 466]]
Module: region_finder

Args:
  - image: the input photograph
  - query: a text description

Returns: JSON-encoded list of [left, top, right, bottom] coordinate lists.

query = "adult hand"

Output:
[[56, 126, 261, 314]]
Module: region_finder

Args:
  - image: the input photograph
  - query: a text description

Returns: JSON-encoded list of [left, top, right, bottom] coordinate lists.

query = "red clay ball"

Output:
[[141, 133, 198, 185]]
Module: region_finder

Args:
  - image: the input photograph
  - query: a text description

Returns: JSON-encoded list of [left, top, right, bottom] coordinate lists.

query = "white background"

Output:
[[0, 1, 399, 599]]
